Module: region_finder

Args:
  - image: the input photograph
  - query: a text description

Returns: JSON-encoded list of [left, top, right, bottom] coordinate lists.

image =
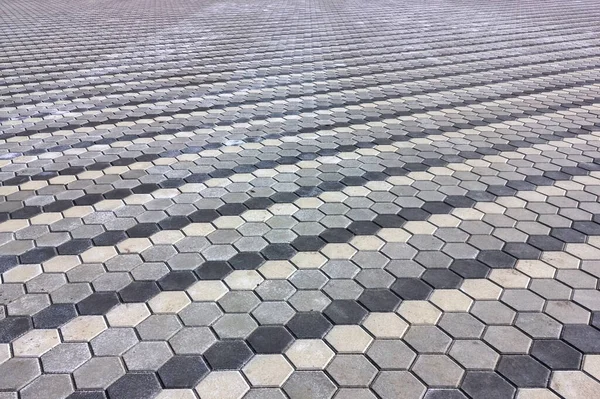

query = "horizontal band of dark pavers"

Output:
[[5, 27, 599, 121], [4, 20, 598, 91], [2, 95, 598, 230], [2, 108, 598, 262], [3, 71, 596, 184], [2, 149, 599, 275], [2, 2, 594, 57], [0, 281, 598, 390], [2, 65, 599, 172], [3, 63, 597, 161], [3, 41, 600, 138], [3, 40, 599, 131], [3, 6, 596, 79]]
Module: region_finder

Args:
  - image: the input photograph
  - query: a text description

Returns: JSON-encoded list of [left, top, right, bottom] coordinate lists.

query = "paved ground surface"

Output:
[[1, 0, 600, 398]]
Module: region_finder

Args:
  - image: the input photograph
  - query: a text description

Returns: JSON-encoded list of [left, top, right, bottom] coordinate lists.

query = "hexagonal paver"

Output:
[[550, 371, 600, 398], [362, 312, 409, 338], [195, 371, 249, 399], [60, 316, 106, 341], [247, 326, 294, 354], [283, 371, 337, 399], [178, 302, 223, 327], [397, 301, 442, 324], [204, 340, 253, 370], [372, 371, 426, 399], [0, 358, 41, 390], [286, 312, 332, 338], [326, 354, 377, 387], [404, 326, 452, 353], [531, 340, 583, 370], [123, 341, 173, 371], [148, 292, 191, 313], [136, 314, 182, 340], [105, 303, 150, 327], [449, 340, 499, 369], [107, 373, 162, 399], [20, 374, 74, 399], [91, 328, 139, 356], [213, 314, 257, 339], [325, 326, 373, 353], [412, 355, 464, 387], [73, 357, 125, 389], [438, 313, 485, 339], [497, 355, 551, 388], [243, 354, 294, 387], [12, 329, 60, 356], [169, 327, 216, 354], [461, 371, 515, 399], [483, 326, 532, 354], [158, 356, 210, 388], [285, 339, 335, 369], [367, 339, 416, 370], [41, 343, 91, 373]]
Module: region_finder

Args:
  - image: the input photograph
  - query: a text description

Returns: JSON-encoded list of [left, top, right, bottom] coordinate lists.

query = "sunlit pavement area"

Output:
[[1, 0, 600, 398]]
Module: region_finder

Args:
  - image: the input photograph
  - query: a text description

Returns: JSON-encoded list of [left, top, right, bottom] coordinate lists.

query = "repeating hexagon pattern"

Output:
[[1, 0, 600, 398]]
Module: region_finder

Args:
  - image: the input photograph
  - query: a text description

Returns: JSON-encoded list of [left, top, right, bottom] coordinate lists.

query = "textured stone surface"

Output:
[[1, 0, 600, 397]]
